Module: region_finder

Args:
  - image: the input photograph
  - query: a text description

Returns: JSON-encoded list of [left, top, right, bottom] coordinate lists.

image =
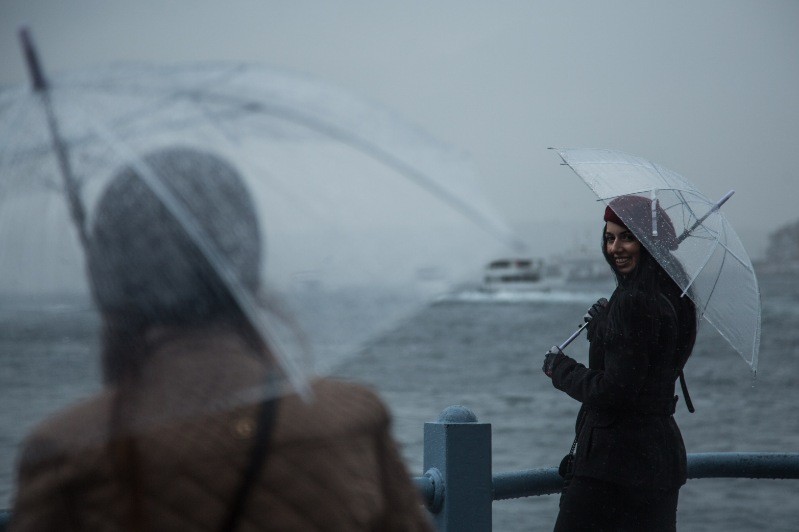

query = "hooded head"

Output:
[[600, 194, 680, 285], [599, 194, 697, 369], [89, 146, 261, 331], [603, 195, 679, 251]]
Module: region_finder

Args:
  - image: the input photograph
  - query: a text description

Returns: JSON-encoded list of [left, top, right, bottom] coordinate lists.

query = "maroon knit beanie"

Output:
[[603, 195, 679, 250], [603, 204, 626, 227]]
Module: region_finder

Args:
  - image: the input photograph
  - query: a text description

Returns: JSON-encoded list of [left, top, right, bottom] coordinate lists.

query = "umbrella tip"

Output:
[[18, 25, 48, 92]]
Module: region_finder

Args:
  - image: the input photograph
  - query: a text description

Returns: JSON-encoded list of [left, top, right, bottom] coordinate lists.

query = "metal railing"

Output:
[[1, 404, 797, 531], [414, 405, 799, 531]]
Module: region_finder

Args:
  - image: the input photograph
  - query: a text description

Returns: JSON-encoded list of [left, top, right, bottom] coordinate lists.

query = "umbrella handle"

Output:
[[18, 26, 90, 250], [676, 190, 734, 244], [556, 296, 608, 351], [558, 321, 589, 351], [19, 27, 47, 91]]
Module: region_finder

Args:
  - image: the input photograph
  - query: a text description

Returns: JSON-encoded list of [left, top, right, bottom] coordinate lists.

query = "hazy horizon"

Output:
[[2, 0, 798, 260]]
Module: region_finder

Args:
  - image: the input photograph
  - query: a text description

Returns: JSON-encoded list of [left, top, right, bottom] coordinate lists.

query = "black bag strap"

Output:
[[568, 434, 578, 456], [659, 294, 695, 414], [559, 409, 585, 479], [679, 370, 695, 413], [217, 397, 279, 532]]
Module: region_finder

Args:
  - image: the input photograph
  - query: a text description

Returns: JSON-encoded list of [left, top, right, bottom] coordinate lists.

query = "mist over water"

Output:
[[2, 273, 797, 531]]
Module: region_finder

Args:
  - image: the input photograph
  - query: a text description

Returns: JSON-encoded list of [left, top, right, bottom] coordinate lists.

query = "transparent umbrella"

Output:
[[552, 148, 761, 374], [0, 29, 518, 450]]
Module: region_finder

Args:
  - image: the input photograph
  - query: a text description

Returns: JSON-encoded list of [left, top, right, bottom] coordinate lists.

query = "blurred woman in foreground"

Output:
[[12, 147, 432, 531]]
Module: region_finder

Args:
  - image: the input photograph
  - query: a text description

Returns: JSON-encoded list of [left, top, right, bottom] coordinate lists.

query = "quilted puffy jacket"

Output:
[[11, 328, 433, 531]]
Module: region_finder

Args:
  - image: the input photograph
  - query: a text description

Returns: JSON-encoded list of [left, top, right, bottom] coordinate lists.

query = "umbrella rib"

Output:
[[650, 162, 673, 191], [682, 230, 753, 301], [198, 93, 518, 248], [680, 230, 721, 299], [30, 67, 248, 155], [674, 189, 702, 236], [0, 88, 194, 166], [93, 65, 249, 135], [8, 76, 517, 250], [594, 186, 702, 202], [560, 150, 699, 191], [700, 237, 727, 317], [568, 160, 654, 169], [715, 239, 755, 270], [185, 96, 335, 226]]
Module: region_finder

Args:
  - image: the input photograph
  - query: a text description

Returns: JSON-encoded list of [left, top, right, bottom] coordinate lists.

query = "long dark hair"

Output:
[[595, 224, 697, 370]]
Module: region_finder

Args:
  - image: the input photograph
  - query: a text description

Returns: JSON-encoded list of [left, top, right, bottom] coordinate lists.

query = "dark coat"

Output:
[[550, 287, 688, 489]]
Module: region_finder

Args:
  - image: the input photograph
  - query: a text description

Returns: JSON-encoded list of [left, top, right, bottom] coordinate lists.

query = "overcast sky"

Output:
[[2, 0, 797, 259]]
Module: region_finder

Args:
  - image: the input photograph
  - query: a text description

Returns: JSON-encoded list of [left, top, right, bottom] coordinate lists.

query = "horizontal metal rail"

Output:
[[2, 400, 798, 532], [687, 451, 799, 479], [416, 407, 799, 530], [492, 467, 562, 500], [415, 451, 799, 509], [1, 453, 794, 531]]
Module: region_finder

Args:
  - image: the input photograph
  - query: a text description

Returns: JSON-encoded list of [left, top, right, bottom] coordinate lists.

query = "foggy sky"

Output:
[[2, 0, 798, 259]]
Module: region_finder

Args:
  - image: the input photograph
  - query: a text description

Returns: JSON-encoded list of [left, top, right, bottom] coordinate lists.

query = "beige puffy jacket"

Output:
[[11, 329, 433, 532]]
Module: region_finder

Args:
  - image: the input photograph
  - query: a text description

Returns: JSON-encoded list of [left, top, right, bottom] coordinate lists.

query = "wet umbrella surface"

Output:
[[0, 30, 516, 451], [553, 148, 761, 374]]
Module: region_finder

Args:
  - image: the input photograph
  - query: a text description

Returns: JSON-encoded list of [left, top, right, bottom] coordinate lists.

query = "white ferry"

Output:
[[480, 258, 544, 292]]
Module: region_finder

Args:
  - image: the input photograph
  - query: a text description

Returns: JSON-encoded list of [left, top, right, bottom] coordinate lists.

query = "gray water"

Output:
[[2, 273, 798, 531], [335, 273, 799, 531]]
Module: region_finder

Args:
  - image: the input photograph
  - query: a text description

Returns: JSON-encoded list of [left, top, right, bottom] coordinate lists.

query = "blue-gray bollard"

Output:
[[423, 405, 492, 531]]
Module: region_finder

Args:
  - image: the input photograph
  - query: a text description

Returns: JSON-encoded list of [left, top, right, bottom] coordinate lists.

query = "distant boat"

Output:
[[480, 258, 544, 292]]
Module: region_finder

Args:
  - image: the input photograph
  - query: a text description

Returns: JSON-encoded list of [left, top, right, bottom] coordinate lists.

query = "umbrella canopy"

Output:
[[0, 30, 517, 442], [552, 148, 761, 374]]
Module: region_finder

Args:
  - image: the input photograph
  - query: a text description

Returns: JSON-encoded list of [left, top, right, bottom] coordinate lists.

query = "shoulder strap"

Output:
[[217, 397, 279, 532], [659, 294, 696, 414], [679, 370, 695, 413]]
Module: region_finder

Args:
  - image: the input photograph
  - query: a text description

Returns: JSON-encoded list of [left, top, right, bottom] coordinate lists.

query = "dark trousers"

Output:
[[554, 476, 679, 532]]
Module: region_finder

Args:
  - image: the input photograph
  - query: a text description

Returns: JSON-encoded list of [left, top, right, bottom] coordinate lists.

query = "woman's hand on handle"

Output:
[[546, 298, 608, 378], [583, 298, 609, 324], [543, 345, 565, 377]]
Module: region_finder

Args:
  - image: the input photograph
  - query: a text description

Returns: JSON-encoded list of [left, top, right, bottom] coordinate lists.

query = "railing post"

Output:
[[423, 405, 492, 531]]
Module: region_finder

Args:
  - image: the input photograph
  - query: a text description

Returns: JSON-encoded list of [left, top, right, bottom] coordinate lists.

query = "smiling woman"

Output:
[[603, 221, 641, 276], [601, 194, 676, 278], [541, 195, 698, 531]]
